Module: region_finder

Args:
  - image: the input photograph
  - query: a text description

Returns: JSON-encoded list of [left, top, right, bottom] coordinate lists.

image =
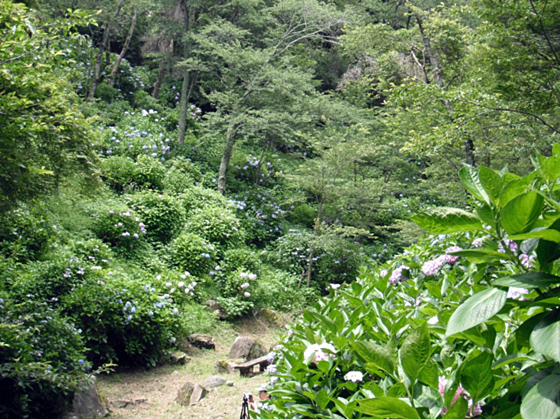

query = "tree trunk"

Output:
[[108, 8, 137, 88], [415, 13, 476, 167], [178, 0, 194, 145], [218, 123, 237, 195], [152, 67, 165, 99], [88, 0, 125, 101]]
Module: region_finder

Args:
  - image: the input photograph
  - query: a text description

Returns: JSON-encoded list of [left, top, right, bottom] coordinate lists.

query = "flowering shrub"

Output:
[[178, 185, 229, 214], [184, 206, 245, 251], [0, 205, 56, 262], [62, 272, 183, 367], [126, 191, 185, 244], [220, 247, 262, 276], [85, 199, 147, 249], [258, 149, 560, 419], [0, 297, 87, 419], [163, 158, 203, 193], [167, 232, 217, 276]]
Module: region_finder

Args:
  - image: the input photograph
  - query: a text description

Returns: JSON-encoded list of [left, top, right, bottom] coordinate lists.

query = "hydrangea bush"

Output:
[[258, 147, 560, 419]]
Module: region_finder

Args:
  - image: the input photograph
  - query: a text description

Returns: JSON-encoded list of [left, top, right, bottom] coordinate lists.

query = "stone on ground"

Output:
[[187, 333, 215, 350], [256, 308, 285, 327], [203, 375, 227, 389], [246, 340, 267, 361], [63, 378, 108, 419], [176, 382, 208, 407], [228, 336, 255, 359], [214, 359, 237, 374], [190, 383, 208, 406], [206, 299, 228, 320]]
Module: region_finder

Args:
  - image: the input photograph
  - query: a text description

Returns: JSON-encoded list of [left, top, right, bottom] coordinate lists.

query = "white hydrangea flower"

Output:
[[178, 282, 185, 288], [241, 282, 250, 289], [240, 272, 248, 278], [344, 371, 363, 383], [244, 292, 251, 297], [248, 273, 257, 280], [165, 282, 172, 288]]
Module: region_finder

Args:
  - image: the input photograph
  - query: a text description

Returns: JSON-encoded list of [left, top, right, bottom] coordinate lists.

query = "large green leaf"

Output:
[[400, 322, 431, 383], [410, 207, 483, 234], [479, 165, 504, 205], [508, 229, 560, 243], [444, 395, 469, 419], [500, 172, 537, 207], [354, 397, 421, 419], [448, 249, 506, 263], [530, 311, 560, 362], [460, 351, 495, 403], [350, 341, 394, 373], [494, 272, 560, 289], [520, 371, 560, 419], [537, 218, 560, 269], [538, 154, 560, 183], [501, 192, 544, 235], [447, 288, 507, 336], [459, 165, 490, 205]]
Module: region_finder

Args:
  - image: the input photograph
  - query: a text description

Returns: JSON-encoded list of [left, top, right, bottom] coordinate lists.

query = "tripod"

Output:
[[240, 394, 251, 419]]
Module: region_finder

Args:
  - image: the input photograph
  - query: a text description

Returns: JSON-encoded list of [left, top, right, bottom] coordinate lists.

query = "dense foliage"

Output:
[[1, 0, 559, 417]]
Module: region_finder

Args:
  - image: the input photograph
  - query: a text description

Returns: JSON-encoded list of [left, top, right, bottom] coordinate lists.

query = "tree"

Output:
[[0, 1, 99, 208]]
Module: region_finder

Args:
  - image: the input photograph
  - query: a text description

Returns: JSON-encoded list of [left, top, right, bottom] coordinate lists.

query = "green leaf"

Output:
[[459, 165, 490, 205], [418, 358, 439, 388], [508, 229, 560, 243], [501, 192, 544, 235], [354, 397, 421, 419], [537, 218, 560, 269], [460, 351, 495, 403], [479, 165, 504, 205], [494, 273, 560, 289], [447, 288, 507, 336], [500, 172, 537, 207], [476, 204, 495, 226], [400, 322, 431, 383], [530, 311, 560, 362], [447, 249, 506, 263], [410, 207, 483, 235], [521, 371, 560, 419], [538, 154, 560, 183], [350, 341, 394, 373], [444, 396, 469, 419]]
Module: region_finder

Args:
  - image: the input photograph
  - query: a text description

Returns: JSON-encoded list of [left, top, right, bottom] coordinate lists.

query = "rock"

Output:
[[190, 383, 208, 406], [228, 336, 255, 359], [247, 340, 267, 361], [206, 299, 228, 320], [256, 308, 285, 327], [187, 334, 215, 350], [160, 351, 191, 365], [111, 399, 147, 409], [203, 375, 227, 389], [177, 338, 202, 356], [226, 381, 234, 386], [214, 359, 237, 374], [176, 382, 196, 406], [64, 379, 108, 418]]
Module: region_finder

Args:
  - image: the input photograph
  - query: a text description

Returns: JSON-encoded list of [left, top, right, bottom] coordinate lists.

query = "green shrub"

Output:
[[167, 232, 217, 276], [84, 199, 147, 249], [0, 297, 87, 419], [132, 154, 166, 190], [163, 159, 203, 193], [179, 302, 219, 335], [62, 272, 184, 368], [220, 247, 261, 275], [100, 155, 137, 192], [0, 205, 56, 262], [184, 206, 245, 251], [126, 191, 185, 244], [177, 185, 229, 214], [255, 268, 313, 312]]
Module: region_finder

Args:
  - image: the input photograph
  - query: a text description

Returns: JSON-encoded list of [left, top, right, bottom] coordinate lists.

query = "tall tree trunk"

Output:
[[88, 0, 125, 101], [152, 67, 165, 99], [108, 8, 137, 88], [178, 0, 194, 145], [415, 13, 476, 166], [218, 123, 237, 195]]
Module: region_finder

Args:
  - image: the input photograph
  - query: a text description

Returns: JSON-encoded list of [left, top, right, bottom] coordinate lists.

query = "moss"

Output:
[[259, 308, 284, 327]]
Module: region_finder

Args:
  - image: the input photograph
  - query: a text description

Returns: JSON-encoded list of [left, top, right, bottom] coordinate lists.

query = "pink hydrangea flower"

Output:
[[445, 246, 463, 264], [389, 266, 410, 285], [421, 255, 447, 276]]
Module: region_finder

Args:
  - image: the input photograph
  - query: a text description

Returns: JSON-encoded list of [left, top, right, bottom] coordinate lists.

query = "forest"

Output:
[[0, 0, 559, 417]]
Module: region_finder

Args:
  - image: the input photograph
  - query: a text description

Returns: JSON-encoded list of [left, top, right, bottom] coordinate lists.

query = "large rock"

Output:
[[256, 308, 285, 327], [189, 384, 208, 406], [206, 299, 228, 320], [203, 375, 227, 389], [64, 379, 109, 419], [214, 359, 237, 374], [187, 334, 215, 350], [176, 382, 208, 407], [228, 336, 255, 359], [228, 336, 268, 361], [160, 351, 191, 365]]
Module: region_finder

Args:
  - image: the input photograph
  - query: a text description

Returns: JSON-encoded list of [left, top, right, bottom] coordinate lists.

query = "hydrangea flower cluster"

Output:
[[343, 371, 364, 383], [420, 246, 463, 277], [389, 266, 410, 285], [303, 342, 336, 364]]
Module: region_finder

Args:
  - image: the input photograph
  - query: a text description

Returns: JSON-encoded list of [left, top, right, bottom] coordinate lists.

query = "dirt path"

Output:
[[98, 318, 283, 419]]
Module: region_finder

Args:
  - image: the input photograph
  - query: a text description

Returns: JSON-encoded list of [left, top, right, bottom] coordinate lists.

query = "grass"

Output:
[[97, 316, 285, 419]]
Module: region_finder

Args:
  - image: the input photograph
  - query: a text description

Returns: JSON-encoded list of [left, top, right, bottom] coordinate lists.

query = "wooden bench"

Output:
[[233, 355, 271, 377]]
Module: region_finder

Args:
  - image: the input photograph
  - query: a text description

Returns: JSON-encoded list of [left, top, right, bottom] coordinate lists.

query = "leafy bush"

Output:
[[132, 154, 166, 190], [184, 206, 245, 250], [62, 272, 184, 368], [84, 199, 147, 249], [220, 247, 262, 276], [126, 191, 185, 244], [167, 232, 217, 276], [260, 148, 560, 419], [178, 185, 229, 214], [100, 155, 166, 192], [0, 297, 87, 419], [163, 159, 203, 193], [255, 268, 313, 312], [0, 205, 56, 262]]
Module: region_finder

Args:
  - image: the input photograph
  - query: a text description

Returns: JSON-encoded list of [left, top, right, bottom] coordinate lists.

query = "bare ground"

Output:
[[97, 317, 284, 419]]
